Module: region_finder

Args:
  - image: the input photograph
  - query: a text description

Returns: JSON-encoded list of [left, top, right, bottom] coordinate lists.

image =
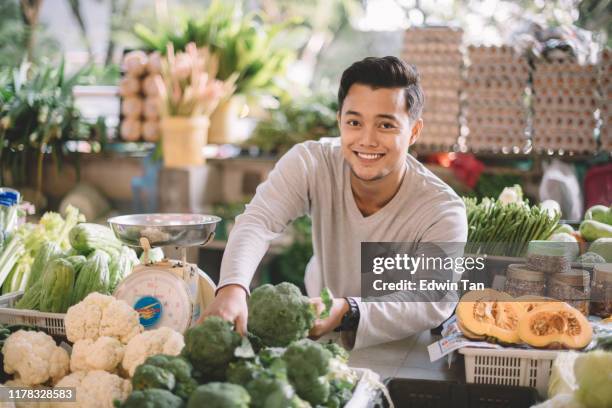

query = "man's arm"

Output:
[[203, 144, 313, 332], [348, 200, 468, 350]]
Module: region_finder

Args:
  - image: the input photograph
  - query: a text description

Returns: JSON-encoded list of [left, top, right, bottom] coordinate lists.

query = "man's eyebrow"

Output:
[[344, 111, 398, 121], [376, 114, 398, 121]]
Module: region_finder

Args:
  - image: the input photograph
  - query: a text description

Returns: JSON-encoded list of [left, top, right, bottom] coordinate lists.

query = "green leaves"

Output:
[[320, 288, 333, 319], [0, 59, 89, 187]]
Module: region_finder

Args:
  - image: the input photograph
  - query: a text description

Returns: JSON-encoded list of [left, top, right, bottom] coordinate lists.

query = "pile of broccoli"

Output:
[[118, 282, 358, 408]]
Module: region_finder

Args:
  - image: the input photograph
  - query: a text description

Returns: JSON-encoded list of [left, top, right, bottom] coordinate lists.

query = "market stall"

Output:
[[1, 0, 611, 407]]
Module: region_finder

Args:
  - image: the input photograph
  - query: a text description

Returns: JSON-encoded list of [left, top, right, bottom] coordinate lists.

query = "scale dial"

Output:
[[114, 268, 193, 333]]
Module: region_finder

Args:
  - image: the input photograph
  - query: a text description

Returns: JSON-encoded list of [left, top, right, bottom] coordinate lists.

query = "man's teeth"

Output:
[[357, 152, 382, 160]]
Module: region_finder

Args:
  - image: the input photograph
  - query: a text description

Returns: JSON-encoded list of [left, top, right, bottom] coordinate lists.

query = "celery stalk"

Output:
[[0, 236, 25, 289]]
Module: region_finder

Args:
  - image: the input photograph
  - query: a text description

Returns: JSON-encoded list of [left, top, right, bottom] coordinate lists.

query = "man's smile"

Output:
[[354, 151, 385, 162]]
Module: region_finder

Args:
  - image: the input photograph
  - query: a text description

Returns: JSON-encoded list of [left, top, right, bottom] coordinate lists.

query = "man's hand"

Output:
[[309, 297, 349, 339], [200, 284, 248, 335]]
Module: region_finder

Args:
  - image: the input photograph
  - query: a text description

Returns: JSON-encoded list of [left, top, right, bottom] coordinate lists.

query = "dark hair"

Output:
[[338, 56, 424, 120]]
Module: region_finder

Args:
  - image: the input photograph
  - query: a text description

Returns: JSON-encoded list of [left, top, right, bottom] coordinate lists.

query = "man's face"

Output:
[[339, 84, 422, 182]]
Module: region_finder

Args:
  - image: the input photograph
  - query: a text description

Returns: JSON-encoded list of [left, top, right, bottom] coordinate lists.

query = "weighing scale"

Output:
[[107, 213, 221, 333]]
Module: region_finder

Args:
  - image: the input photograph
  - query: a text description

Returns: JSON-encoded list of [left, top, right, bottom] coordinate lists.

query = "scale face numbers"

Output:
[[114, 269, 192, 333]]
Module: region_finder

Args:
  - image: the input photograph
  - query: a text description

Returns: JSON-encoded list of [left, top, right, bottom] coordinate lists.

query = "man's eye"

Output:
[[346, 120, 360, 126], [380, 122, 396, 129]]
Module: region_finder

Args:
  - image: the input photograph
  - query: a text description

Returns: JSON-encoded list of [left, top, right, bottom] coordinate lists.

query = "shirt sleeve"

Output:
[[350, 198, 468, 350], [218, 144, 313, 293]]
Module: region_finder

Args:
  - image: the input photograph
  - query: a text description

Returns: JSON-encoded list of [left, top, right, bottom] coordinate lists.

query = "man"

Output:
[[204, 56, 467, 349]]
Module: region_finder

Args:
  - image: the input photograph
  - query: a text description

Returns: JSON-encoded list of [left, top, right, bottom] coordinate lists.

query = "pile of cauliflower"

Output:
[[1, 293, 184, 408]]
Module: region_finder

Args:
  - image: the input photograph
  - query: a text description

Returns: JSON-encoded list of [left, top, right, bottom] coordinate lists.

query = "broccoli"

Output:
[[132, 365, 176, 392], [282, 339, 332, 406], [143, 354, 198, 400], [248, 282, 316, 347], [323, 342, 349, 363], [187, 383, 250, 408], [227, 356, 297, 408], [182, 316, 242, 381], [118, 389, 183, 408]]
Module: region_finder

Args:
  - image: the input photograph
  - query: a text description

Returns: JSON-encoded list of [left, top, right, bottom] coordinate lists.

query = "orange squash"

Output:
[[518, 302, 592, 349], [514, 295, 560, 313], [456, 289, 524, 344]]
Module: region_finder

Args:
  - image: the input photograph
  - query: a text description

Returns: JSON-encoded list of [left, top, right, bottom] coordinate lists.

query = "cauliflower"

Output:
[[70, 336, 124, 373], [2, 330, 69, 386], [55, 370, 132, 408], [247, 282, 316, 347], [122, 327, 184, 376], [65, 293, 142, 344], [2, 380, 48, 408]]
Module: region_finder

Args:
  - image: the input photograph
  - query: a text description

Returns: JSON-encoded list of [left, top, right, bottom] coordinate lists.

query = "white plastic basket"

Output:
[[0, 292, 66, 336], [459, 347, 560, 397]]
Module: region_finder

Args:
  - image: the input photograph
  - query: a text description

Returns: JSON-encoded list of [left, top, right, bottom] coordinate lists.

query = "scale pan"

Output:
[[108, 213, 221, 247]]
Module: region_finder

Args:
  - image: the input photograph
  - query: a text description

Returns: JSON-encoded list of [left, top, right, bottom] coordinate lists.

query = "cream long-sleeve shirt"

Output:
[[219, 138, 468, 349]]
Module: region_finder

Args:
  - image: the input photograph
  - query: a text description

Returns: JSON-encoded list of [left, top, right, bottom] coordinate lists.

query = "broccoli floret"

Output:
[[282, 339, 332, 406], [258, 347, 286, 367], [248, 282, 316, 347], [132, 365, 176, 392], [144, 354, 198, 400], [226, 359, 263, 386], [227, 356, 296, 408], [118, 389, 183, 408], [323, 342, 349, 363], [183, 316, 242, 381], [187, 383, 250, 408]]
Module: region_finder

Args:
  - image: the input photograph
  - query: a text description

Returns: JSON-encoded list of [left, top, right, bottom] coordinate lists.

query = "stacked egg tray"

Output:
[[464, 46, 529, 152], [600, 49, 611, 151], [118, 50, 162, 143], [402, 27, 463, 150], [532, 58, 599, 153]]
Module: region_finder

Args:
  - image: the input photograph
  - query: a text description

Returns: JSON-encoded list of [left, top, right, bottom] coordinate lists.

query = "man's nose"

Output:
[[360, 126, 378, 146]]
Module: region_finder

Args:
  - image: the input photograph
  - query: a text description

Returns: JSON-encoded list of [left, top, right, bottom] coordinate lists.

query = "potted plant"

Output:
[[0, 60, 89, 201], [154, 42, 236, 167], [135, 0, 301, 144]]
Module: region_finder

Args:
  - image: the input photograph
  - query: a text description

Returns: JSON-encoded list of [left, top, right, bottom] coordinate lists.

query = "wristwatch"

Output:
[[335, 297, 360, 332]]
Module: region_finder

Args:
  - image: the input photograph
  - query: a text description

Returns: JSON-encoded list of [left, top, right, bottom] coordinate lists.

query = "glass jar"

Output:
[[504, 264, 547, 297], [547, 269, 590, 316], [526, 241, 572, 274], [591, 264, 612, 318]]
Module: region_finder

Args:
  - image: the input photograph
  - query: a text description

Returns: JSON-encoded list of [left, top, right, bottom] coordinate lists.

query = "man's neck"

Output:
[[350, 162, 407, 217]]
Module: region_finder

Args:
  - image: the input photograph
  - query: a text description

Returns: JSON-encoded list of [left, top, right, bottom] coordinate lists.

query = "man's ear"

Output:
[[408, 118, 423, 146]]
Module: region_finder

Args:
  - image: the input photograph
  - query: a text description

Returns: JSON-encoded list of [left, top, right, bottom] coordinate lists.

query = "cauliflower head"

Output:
[[182, 316, 242, 381], [2, 330, 69, 386], [122, 327, 184, 377], [70, 336, 124, 373], [247, 283, 316, 347], [65, 293, 142, 344], [55, 370, 132, 408]]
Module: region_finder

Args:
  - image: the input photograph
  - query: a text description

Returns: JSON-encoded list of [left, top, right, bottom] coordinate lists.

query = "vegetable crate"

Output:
[[0, 292, 66, 336], [459, 347, 559, 398]]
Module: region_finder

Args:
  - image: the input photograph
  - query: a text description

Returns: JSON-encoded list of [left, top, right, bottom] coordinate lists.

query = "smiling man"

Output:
[[204, 56, 467, 349]]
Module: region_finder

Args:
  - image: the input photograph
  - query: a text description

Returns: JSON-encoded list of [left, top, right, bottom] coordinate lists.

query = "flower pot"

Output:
[[208, 95, 249, 144], [160, 116, 209, 168]]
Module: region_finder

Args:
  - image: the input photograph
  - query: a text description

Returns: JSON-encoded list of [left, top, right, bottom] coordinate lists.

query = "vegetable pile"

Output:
[[464, 187, 560, 257], [0, 282, 358, 408], [3, 215, 139, 313], [117, 282, 357, 408], [456, 289, 593, 350]]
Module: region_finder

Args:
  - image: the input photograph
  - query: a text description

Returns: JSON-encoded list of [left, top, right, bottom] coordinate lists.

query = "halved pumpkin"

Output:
[[456, 289, 524, 344], [514, 295, 560, 313], [518, 302, 592, 349], [457, 319, 485, 340]]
